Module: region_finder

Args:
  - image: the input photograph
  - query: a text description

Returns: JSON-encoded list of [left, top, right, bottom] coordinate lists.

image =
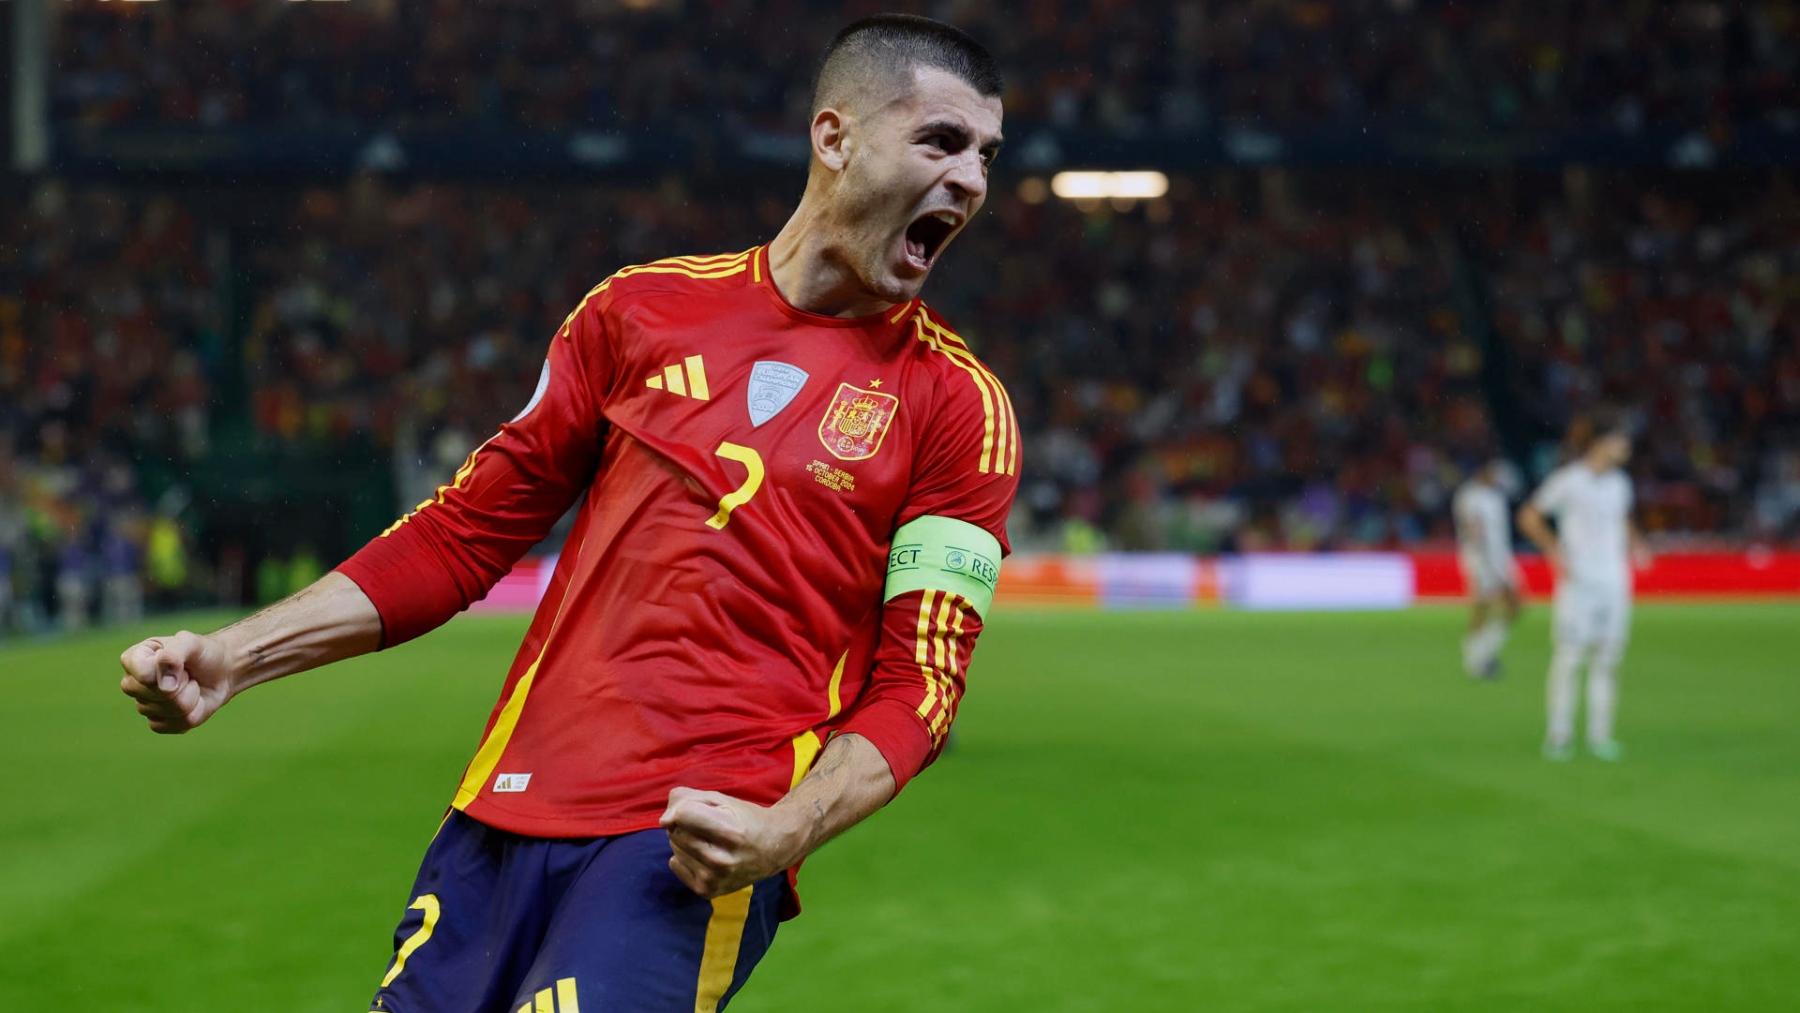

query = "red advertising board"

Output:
[[1411, 551, 1800, 599]]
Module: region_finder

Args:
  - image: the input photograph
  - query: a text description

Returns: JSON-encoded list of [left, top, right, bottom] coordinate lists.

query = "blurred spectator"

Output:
[[51, 1, 1800, 137], [0, 182, 209, 632]]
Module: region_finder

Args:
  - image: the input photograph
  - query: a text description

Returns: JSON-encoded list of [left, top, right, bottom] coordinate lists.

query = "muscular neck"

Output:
[[767, 191, 897, 319]]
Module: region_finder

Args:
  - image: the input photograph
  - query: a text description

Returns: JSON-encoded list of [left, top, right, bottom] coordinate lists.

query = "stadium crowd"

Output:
[[6, 167, 1798, 631], [1488, 174, 1800, 542], [0, 183, 215, 632], [53, 0, 1800, 136]]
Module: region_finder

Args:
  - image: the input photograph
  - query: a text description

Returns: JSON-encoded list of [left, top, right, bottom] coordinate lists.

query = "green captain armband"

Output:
[[885, 515, 1003, 616]]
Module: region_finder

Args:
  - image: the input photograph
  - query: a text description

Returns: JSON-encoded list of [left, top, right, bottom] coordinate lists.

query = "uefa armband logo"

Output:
[[889, 542, 998, 593], [946, 547, 1000, 591]]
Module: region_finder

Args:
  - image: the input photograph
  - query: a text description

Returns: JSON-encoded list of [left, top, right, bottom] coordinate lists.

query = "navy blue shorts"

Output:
[[369, 811, 785, 1013]]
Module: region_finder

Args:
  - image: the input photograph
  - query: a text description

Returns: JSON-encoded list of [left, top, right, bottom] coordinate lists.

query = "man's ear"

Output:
[[812, 108, 852, 173]]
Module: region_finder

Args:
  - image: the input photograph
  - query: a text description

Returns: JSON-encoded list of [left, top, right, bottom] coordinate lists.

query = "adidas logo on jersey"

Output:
[[645, 355, 710, 400]]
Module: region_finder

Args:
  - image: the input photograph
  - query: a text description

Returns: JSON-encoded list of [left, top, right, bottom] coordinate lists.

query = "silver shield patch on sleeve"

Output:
[[747, 361, 809, 427]]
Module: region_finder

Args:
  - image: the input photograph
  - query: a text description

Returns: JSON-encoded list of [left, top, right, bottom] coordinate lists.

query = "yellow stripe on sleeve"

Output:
[[913, 311, 1021, 476], [913, 591, 939, 719], [927, 316, 1017, 474], [911, 315, 996, 474], [658, 249, 754, 267], [379, 430, 501, 537], [948, 600, 966, 676], [913, 595, 970, 741], [932, 594, 954, 672], [570, 253, 748, 304], [922, 315, 1018, 476], [613, 262, 748, 282], [557, 250, 751, 342], [554, 279, 612, 338]]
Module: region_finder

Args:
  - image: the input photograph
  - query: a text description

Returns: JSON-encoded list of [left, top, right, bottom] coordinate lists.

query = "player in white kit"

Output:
[[1452, 459, 1521, 679], [1517, 408, 1651, 761]]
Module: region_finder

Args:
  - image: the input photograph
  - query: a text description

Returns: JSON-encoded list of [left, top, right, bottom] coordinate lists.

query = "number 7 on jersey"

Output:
[[707, 442, 765, 529]]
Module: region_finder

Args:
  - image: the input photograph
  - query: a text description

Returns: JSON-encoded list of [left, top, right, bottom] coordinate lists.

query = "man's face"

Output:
[[829, 67, 1003, 304], [1593, 432, 1632, 469]]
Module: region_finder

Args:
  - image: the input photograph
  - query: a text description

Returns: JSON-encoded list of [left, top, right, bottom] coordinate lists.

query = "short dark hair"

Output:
[[1568, 404, 1634, 452], [811, 14, 1003, 116]]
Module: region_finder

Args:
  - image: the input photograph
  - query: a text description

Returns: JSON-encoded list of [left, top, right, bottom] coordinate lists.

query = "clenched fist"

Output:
[[659, 787, 803, 899], [119, 630, 238, 734]]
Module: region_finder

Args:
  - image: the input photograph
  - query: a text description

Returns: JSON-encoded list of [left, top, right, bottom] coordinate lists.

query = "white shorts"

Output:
[[1553, 583, 1631, 650], [1460, 552, 1519, 597]]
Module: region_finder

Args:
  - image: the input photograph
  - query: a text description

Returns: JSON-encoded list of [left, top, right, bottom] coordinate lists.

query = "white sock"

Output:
[[1546, 643, 1586, 745], [1465, 619, 1509, 671], [1586, 644, 1622, 743], [1481, 617, 1510, 658]]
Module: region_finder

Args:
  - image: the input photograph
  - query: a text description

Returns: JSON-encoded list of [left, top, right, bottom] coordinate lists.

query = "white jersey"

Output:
[[1453, 480, 1513, 569], [1529, 462, 1633, 591]]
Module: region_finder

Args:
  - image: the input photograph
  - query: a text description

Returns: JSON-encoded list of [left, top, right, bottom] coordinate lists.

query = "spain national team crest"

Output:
[[818, 383, 900, 461]]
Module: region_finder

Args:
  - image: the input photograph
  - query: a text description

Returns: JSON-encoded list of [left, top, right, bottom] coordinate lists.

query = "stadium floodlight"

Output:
[[1049, 171, 1169, 201]]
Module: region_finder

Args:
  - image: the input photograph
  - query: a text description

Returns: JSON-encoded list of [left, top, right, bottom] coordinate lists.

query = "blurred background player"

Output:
[[1518, 407, 1651, 762], [1452, 458, 1520, 679]]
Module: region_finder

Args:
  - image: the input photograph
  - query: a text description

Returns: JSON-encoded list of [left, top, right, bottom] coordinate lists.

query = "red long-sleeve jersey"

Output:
[[338, 245, 1020, 844]]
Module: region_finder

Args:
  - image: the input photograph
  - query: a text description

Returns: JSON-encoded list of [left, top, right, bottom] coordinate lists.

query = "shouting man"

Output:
[[119, 15, 1017, 1012]]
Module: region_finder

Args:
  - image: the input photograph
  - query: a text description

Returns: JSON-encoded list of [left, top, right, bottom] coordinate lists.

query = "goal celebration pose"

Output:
[[1517, 408, 1648, 762], [118, 16, 1017, 1012]]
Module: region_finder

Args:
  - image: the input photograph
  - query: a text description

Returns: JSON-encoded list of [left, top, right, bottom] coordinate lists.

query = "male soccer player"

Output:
[[1517, 407, 1649, 762], [1452, 458, 1521, 678], [118, 16, 1016, 1012]]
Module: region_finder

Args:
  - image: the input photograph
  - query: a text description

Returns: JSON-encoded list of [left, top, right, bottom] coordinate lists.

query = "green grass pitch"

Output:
[[3, 603, 1796, 1010]]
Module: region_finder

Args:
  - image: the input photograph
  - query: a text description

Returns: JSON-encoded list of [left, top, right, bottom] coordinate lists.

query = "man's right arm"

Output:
[[120, 572, 381, 733], [119, 286, 618, 733], [1517, 476, 1565, 572], [337, 295, 615, 647]]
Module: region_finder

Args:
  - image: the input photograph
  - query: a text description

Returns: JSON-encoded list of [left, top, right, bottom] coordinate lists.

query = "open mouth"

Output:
[[903, 211, 961, 271]]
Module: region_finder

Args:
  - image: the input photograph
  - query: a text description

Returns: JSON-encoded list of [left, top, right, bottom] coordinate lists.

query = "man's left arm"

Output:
[[659, 731, 896, 898], [1630, 519, 1653, 570], [660, 570, 998, 898], [662, 375, 1020, 897], [660, 544, 999, 897]]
